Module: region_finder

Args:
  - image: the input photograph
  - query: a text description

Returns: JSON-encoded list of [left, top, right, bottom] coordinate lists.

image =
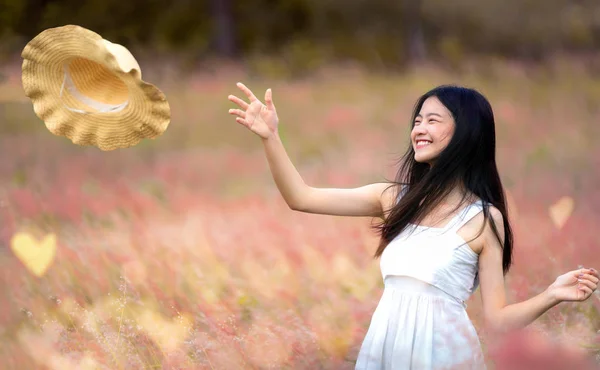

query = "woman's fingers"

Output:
[[579, 273, 599, 284], [577, 277, 597, 291], [578, 285, 593, 297], [228, 108, 246, 118], [237, 82, 258, 102], [265, 88, 275, 110], [236, 117, 249, 128], [228, 94, 249, 110]]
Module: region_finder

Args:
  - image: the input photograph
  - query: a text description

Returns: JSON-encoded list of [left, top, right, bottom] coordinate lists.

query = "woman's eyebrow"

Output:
[[416, 113, 444, 119]]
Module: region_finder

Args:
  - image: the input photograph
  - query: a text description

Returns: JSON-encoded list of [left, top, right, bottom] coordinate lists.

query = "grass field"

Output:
[[0, 58, 599, 369]]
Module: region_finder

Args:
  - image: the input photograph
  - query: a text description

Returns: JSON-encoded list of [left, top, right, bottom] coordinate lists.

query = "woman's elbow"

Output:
[[483, 313, 505, 334]]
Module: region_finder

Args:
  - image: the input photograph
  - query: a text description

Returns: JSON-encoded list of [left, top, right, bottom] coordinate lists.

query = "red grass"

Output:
[[0, 62, 598, 369]]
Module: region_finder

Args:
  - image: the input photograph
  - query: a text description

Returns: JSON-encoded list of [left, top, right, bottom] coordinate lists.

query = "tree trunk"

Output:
[[210, 0, 236, 58], [401, 0, 427, 63]]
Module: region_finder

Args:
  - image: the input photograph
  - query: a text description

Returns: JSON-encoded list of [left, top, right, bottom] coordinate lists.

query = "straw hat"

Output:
[[21, 25, 171, 151]]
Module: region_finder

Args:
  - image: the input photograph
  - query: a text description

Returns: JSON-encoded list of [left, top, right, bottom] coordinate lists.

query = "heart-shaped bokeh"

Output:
[[10, 232, 57, 277], [548, 196, 575, 230]]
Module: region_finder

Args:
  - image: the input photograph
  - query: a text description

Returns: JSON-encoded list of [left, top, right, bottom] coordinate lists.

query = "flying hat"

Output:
[[21, 25, 171, 151]]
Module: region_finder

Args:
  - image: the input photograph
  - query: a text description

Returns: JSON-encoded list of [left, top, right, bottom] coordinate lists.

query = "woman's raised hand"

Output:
[[228, 82, 279, 140]]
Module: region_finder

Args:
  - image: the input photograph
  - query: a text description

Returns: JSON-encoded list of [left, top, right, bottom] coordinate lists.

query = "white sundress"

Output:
[[355, 195, 487, 370]]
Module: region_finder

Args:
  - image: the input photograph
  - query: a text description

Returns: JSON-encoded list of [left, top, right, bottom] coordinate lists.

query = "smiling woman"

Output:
[[411, 97, 455, 165], [226, 82, 599, 370]]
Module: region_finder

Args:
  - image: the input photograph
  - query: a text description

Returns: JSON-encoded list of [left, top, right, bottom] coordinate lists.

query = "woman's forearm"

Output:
[[492, 289, 560, 333], [261, 133, 309, 208]]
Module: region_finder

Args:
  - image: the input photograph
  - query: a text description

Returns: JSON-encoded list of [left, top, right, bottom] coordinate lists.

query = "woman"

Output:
[[227, 82, 598, 369]]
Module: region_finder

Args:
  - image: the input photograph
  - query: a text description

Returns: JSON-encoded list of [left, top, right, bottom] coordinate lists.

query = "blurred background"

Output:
[[0, 0, 599, 369]]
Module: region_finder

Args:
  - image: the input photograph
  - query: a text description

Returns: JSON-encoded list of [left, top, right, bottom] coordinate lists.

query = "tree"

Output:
[[210, 0, 236, 58], [401, 0, 426, 63]]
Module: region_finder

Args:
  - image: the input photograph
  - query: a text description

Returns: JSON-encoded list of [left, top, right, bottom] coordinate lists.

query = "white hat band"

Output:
[[59, 62, 129, 115]]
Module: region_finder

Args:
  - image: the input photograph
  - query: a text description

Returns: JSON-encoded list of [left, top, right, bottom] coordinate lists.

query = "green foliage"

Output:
[[0, 0, 26, 33], [2, 0, 600, 71]]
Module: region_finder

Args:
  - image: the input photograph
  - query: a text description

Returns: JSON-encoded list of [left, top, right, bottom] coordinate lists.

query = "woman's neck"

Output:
[[444, 185, 477, 206]]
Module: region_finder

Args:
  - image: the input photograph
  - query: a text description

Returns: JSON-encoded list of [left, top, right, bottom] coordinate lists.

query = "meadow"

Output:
[[0, 58, 599, 369]]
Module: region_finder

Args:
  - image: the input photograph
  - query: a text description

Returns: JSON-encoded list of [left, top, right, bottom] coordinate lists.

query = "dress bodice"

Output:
[[380, 190, 484, 308]]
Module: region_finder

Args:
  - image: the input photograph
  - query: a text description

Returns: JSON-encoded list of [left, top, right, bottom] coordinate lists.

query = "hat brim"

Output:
[[21, 25, 171, 151]]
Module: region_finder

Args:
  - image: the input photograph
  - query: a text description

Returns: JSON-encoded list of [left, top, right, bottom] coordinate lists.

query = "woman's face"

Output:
[[411, 96, 455, 165]]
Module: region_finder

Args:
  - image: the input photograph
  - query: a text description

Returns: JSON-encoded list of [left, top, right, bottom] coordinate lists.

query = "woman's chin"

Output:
[[414, 154, 436, 166], [414, 154, 429, 163]]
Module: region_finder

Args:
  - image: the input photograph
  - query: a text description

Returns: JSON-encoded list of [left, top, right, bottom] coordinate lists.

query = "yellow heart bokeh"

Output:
[[10, 232, 57, 277], [548, 196, 575, 230]]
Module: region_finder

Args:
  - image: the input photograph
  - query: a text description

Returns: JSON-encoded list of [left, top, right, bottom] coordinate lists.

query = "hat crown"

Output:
[[101, 39, 141, 77]]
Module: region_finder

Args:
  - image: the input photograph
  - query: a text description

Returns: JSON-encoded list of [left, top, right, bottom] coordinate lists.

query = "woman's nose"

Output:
[[412, 125, 427, 136]]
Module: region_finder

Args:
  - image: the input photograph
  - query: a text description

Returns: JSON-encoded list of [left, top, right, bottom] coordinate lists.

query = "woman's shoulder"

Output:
[[474, 201, 505, 245], [471, 198, 503, 225], [459, 198, 504, 252]]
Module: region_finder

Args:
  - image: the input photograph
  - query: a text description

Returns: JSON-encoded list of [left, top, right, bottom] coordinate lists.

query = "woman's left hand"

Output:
[[547, 267, 598, 303]]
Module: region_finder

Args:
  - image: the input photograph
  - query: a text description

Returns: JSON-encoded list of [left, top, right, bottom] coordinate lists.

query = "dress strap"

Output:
[[444, 200, 484, 232], [396, 187, 484, 232]]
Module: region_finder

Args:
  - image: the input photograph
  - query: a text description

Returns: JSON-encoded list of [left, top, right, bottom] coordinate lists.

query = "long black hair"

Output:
[[372, 85, 514, 275]]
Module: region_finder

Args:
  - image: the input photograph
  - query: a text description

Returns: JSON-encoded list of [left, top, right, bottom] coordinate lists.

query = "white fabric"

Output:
[[60, 63, 129, 114], [356, 189, 487, 370]]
